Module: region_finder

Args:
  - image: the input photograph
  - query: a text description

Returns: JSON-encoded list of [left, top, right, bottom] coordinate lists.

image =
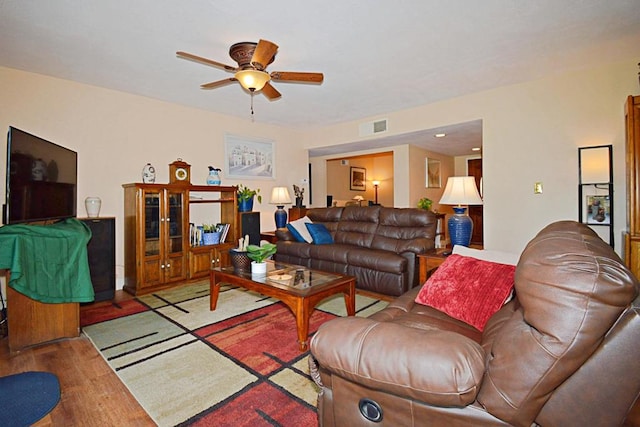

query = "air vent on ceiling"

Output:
[[359, 118, 388, 137]]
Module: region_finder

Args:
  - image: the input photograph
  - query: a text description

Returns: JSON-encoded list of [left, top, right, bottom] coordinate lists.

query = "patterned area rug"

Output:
[[81, 281, 387, 426]]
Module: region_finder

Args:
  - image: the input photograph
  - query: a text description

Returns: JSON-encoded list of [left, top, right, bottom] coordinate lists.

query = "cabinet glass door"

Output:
[[166, 190, 184, 254], [144, 190, 161, 256]]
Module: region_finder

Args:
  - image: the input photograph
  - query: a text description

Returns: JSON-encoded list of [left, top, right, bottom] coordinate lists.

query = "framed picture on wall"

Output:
[[350, 167, 366, 191], [224, 133, 275, 179], [426, 158, 441, 188], [586, 195, 610, 224]]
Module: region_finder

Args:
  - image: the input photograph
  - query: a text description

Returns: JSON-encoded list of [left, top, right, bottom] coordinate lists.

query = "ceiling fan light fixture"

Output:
[[235, 69, 270, 91]]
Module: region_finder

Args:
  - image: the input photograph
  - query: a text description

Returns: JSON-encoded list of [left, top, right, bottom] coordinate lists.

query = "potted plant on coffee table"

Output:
[[246, 242, 277, 276], [237, 185, 262, 212]]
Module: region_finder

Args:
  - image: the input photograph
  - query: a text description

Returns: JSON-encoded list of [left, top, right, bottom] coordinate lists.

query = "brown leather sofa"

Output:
[[309, 220, 640, 426], [274, 206, 437, 297]]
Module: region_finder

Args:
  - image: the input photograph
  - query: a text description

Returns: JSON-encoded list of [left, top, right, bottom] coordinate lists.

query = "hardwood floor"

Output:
[[0, 291, 154, 426]]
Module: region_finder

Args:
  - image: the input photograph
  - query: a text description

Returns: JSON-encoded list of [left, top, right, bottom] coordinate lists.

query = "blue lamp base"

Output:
[[448, 207, 474, 247], [274, 205, 287, 229]]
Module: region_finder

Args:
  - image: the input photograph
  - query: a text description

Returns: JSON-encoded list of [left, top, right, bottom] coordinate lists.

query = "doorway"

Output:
[[467, 158, 483, 246]]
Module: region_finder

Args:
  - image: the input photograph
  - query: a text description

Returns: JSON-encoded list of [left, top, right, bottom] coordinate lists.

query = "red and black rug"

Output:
[[81, 281, 386, 426]]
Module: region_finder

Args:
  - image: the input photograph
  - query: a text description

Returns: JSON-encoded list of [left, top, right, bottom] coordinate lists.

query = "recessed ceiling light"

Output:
[[472, 147, 481, 151], [434, 133, 446, 138]]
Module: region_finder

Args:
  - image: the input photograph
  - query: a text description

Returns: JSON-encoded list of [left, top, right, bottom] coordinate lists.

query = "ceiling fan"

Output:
[[176, 39, 324, 101]]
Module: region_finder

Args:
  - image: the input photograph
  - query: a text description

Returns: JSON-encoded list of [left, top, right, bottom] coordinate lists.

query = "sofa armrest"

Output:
[[275, 228, 297, 241], [310, 316, 486, 407]]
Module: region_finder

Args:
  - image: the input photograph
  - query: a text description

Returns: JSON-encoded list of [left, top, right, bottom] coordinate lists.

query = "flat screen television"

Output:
[[3, 127, 77, 224]]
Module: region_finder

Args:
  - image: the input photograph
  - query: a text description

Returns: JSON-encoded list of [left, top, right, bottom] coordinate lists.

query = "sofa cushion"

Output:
[[372, 208, 436, 253], [286, 216, 313, 243], [414, 254, 515, 331], [346, 247, 407, 274], [305, 223, 334, 244]]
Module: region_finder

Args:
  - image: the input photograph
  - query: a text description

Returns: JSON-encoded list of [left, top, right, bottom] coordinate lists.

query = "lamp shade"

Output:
[[439, 176, 483, 206], [270, 187, 292, 205], [352, 195, 364, 201], [235, 69, 270, 91]]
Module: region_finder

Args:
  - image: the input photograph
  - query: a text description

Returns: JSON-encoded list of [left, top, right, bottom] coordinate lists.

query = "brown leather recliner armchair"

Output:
[[309, 221, 640, 426]]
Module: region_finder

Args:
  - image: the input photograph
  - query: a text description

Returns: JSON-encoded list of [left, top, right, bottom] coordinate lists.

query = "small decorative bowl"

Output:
[[229, 249, 252, 271]]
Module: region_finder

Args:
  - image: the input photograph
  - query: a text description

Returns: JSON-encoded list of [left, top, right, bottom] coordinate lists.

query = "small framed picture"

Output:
[[586, 195, 610, 224], [426, 158, 441, 188], [350, 167, 366, 191]]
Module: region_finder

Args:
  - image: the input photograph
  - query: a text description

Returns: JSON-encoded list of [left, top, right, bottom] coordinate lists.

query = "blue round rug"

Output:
[[0, 371, 61, 426]]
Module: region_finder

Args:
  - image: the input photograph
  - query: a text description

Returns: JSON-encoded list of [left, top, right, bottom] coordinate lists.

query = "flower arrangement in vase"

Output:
[[293, 184, 305, 208]]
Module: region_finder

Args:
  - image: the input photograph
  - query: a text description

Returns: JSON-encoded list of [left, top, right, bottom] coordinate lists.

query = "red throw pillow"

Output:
[[415, 254, 516, 331]]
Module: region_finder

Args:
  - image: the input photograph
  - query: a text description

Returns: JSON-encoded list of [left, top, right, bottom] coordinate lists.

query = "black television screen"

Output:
[[4, 127, 77, 224]]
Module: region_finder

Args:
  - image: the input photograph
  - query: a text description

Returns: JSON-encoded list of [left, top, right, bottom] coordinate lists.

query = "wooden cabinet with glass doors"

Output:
[[123, 183, 239, 295]]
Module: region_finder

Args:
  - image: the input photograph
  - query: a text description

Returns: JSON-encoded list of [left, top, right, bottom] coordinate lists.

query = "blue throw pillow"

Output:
[[286, 216, 313, 243], [286, 224, 307, 242], [305, 223, 334, 245]]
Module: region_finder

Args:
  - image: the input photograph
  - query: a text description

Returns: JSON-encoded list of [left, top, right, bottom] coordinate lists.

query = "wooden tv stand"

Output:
[[2, 270, 80, 353]]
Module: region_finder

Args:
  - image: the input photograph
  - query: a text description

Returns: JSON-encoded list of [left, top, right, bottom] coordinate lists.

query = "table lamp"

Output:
[[372, 180, 380, 204], [439, 176, 483, 247], [270, 187, 292, 228]]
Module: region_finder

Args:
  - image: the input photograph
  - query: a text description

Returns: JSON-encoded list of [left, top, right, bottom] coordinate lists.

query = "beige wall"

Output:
[[0, 67, 308, 287], [306, 59, 639, 255]]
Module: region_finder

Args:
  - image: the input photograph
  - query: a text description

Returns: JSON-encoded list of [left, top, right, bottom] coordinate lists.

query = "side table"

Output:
[[418, 244, 484, 284], [260, 231, 278, 243], [418, 248, 451, 284]]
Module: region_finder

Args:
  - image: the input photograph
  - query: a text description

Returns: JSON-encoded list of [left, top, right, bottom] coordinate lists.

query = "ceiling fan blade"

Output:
[[251, 39, 278, 70], [176, 51, 237, 72], [261, 82, 282, 100], [270, 71, 324, 83], [200, 78, 237, 89]]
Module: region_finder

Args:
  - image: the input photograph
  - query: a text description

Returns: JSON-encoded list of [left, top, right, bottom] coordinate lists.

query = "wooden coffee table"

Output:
[[210, 260, 355, 351]]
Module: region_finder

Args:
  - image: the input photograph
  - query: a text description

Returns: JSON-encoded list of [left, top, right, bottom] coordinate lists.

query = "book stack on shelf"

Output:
[[216, 223, 231, 243]]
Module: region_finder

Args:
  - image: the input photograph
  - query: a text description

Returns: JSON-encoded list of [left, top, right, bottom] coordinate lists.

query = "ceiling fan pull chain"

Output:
[[250, 90, 255, 121]]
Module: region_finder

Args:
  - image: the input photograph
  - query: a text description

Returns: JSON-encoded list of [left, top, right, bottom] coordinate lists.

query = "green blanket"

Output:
[[0, 218, 95, 303]]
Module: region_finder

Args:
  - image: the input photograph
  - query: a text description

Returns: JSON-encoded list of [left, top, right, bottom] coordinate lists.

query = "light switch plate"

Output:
[[534, 182, 543, 194]]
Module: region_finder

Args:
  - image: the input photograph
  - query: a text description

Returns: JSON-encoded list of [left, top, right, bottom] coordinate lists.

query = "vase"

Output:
[[202, 231, 222, 245], [238, 197, 254, 212], [251, 261, 267, 277], [448, 207, 473, 247], [229, 249, 251, 271], [295, 197, 304, 208], [142, 163, 156, 183], [84, 197, 101, 218], [206, 169, 221, 185]]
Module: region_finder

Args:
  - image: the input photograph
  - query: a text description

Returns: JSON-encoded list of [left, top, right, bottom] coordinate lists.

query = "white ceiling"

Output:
[[1, 0, 639, 156]]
